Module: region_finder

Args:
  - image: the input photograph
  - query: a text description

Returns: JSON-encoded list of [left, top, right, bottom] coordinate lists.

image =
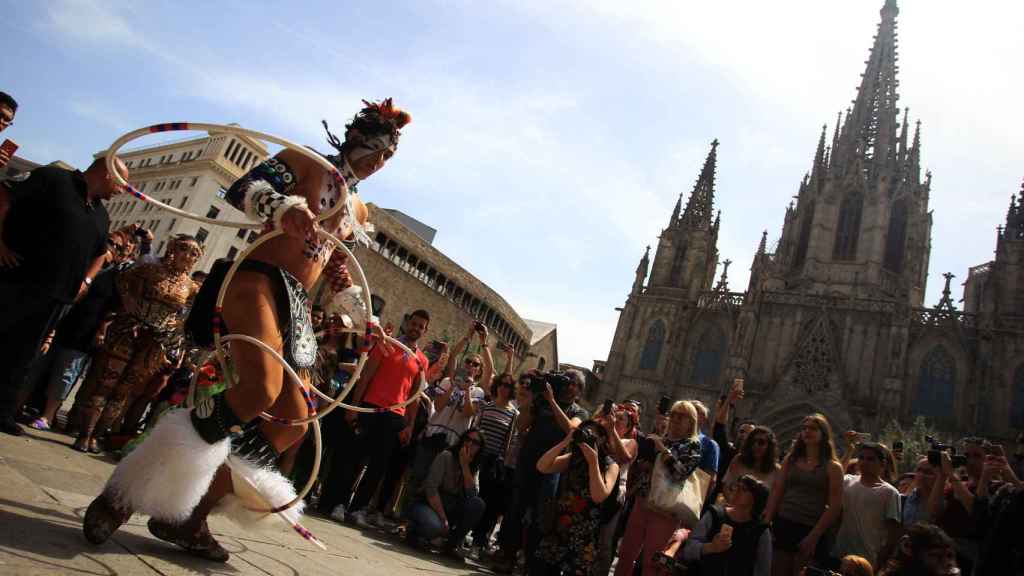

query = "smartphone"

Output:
[[893, 441, 904, 451], [658, 396, 672, 416], [858, 432, 872, 443], [732, 378, 744, 393], [602, 399, 615, 415], [986, 444, 1005, 458], [473, 320, 486, 333], [0, 139, 17, 158]]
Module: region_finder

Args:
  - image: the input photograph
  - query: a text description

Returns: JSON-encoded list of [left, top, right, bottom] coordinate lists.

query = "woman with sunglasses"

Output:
[[724, 426, 781, 495], [408, 322, 492, 495], [764, 413, 844, 576], [405, 428, 487, 561], [73, 235, 203, 453], [615, 400, 704, 576], [471, 371, 519, 556]]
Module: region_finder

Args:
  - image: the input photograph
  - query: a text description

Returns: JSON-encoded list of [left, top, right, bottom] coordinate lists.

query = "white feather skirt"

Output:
[[105, 409, 230, 522]]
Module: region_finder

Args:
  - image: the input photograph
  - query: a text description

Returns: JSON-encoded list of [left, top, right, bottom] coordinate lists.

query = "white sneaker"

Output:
[[330, 504, 347, 523], [349, 509, 373, 528]]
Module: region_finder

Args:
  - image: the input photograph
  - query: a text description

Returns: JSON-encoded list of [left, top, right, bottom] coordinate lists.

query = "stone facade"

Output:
[[598, 0, 1024, 444], [338, 204, 539, 364], [99, 129, 269, 272]]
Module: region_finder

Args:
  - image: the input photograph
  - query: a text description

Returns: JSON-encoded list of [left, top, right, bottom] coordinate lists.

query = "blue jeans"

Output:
[[44, 346, 89, 401], [408, 493, 485, 548]]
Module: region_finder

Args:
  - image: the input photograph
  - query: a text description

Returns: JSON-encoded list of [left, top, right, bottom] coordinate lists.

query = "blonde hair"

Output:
[[669, 400, 700, 441], [839, 555, 874, 576]]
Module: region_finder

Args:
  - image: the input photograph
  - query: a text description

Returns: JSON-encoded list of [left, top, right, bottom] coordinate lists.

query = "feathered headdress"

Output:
[[323, 98, 411, 161]]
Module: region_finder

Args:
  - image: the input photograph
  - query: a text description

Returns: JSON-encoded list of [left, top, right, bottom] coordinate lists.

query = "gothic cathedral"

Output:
[[598, 0, 1024, 443]]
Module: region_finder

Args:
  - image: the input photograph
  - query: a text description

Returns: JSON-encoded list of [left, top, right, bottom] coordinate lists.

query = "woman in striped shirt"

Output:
[[471, 372, 519, 554]]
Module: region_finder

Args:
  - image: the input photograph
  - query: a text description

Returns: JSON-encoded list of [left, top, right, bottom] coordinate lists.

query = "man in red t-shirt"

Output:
[[324, 309, 430, 526]]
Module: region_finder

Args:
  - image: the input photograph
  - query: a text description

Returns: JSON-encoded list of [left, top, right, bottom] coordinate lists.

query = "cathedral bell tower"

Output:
[[772, 0, 932, 307], [647, 140, 722, 302]]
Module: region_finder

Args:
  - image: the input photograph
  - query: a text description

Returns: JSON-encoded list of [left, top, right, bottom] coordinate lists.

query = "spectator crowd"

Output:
[[0, 88, 1021, 576]]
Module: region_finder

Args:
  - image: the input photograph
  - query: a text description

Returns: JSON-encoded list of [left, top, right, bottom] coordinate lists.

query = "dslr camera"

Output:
[[926, 436, 967, 468], [572, 424, 599, 449], [527, 370, 574, 399]]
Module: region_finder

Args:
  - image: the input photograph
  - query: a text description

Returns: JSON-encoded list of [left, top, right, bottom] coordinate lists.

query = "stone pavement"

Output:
[[0, 426, 492, 576]]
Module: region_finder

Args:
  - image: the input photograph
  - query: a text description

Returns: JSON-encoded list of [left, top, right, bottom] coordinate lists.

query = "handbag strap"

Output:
[[500, 408, 518, 461]]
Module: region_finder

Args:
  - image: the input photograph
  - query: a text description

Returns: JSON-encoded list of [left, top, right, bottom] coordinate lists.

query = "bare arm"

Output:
[[587, 456, 619, 504], [461, 383, 477, 417], [537, 435, 573, 474], [763, 456, 790, 522], [809, 461, 844, 539], [479, 332, 494, 392], [445, 329, 472, 379]]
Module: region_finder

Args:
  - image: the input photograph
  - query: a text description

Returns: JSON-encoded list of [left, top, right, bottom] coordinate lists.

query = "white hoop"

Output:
[[104, 122, 349, 229]]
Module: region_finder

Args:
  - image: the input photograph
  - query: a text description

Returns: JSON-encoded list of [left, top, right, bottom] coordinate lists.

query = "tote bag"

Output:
[[646, 453, 711, 529]]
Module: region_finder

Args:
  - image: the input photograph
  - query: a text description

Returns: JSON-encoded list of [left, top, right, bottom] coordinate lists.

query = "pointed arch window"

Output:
[[692, 324, 726, 388], [833, 192, 863, 261], [639, 319, 666, 370], [915, 346, 956, 422], [883, 198, 909, 273], [1011, 364, 1024, 428]]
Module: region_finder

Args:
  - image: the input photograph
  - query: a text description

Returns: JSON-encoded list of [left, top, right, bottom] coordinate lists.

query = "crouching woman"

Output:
[[405, 428, 487, 561]]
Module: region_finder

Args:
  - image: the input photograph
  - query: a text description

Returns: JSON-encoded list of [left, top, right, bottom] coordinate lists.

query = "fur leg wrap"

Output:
[[213, 455, 305, 531], [104, 409, 230, 523]]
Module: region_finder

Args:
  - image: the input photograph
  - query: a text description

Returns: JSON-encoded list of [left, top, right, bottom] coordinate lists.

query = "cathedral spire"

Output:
[[757, 230, 768, 255], [681, 139, 718, 229], [669, 193, 682, 226], [632, 245, 651, 294], [834, 0, 902, 179], [898, 107, 910, 165], [810, 124, 828, 184]]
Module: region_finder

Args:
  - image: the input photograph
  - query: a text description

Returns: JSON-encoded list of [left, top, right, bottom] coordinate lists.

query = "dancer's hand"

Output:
[[280, 205, 317, 241]]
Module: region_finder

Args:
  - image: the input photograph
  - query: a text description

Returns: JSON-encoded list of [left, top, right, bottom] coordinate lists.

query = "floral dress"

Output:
[[536, 451, 614, 575]]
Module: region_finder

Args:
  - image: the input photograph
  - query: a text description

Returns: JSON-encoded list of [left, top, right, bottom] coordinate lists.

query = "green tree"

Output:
[[877, 416, 947, 475]]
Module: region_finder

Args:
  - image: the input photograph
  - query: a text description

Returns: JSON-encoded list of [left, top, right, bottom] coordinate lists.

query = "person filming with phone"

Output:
[[0, 92, 17, 169]]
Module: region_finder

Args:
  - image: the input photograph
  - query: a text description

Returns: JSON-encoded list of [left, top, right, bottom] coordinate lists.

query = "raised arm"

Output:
[[224, 149, 317, 240], [479, 327, 494, 392]]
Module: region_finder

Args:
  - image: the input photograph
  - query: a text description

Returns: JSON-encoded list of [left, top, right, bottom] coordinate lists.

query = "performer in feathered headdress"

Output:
[[83, 99, 412, 561]]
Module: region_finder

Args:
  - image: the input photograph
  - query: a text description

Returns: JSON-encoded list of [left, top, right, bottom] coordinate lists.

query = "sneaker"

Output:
[[370, 511, 397, 530], [329, 504, 347, 523], [348, 509, 373, 528]]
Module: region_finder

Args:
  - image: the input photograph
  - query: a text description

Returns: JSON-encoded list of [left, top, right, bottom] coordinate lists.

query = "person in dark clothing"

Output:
[[24, 240, 133, 431], [0, 157, 128, 436], [673, 474, 773, 576]]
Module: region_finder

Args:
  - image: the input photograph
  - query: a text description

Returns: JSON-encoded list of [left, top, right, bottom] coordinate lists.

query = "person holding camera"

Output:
[[831, 442, 901, 569], [593, 402, 639, 576], [615, 400, 704, 576], [763, 413, 844, 576], [405, 428, 487, 562], [901, 458, 939, 527], [404, 322, 491, 511], [515, 369, 589, 571], [533, 419, 619, 575], [927, 437, 997, 574]]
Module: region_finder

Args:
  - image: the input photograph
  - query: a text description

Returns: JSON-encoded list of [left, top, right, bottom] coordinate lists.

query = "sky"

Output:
[[2, 0, 1022, 367]]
